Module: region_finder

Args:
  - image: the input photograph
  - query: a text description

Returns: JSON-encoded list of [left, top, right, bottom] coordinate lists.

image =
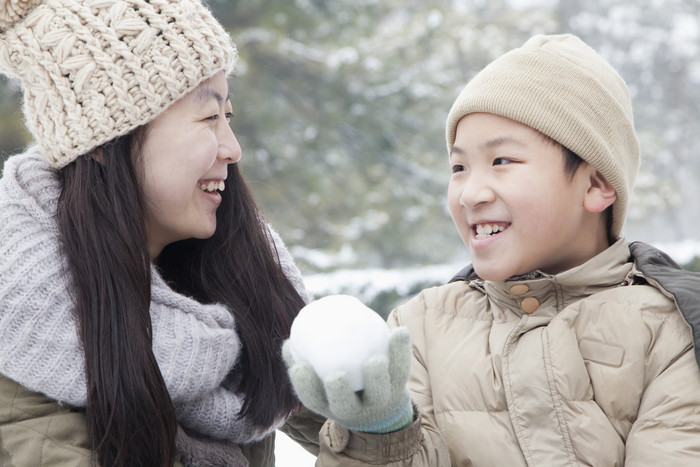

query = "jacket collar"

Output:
[[630, 241, 700, 370], [474, 238, 633, 316]]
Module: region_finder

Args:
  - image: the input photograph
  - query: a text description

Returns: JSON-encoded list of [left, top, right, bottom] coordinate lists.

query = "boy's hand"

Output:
[[282, 327, 414, 434]]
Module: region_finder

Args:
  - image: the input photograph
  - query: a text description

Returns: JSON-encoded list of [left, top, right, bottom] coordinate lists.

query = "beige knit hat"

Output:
[[445, 34, 640, 238], [0, 0, 237, 168]]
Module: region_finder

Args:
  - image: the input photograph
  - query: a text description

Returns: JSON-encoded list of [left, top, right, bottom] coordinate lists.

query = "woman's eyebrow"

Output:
[[193, 86, 230, 105]]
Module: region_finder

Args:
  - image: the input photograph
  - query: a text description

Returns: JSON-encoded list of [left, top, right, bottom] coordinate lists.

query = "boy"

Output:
[[283, 34, 700, 465]]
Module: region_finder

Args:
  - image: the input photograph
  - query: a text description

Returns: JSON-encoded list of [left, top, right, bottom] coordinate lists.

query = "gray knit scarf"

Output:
[[0, 148, 309, 465]]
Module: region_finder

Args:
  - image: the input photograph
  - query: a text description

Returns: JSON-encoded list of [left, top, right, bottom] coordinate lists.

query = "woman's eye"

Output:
[[206, 112, 234, 122], [451, 164, 466, 174]]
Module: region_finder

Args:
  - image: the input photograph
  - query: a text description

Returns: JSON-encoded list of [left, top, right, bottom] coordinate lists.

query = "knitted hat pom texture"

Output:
[[0, 0, 42, 31], [445, 34, 640, 238], [0, 0, 237, 168]]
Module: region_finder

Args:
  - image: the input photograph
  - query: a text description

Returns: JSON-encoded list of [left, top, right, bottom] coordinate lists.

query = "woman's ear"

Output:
[[583, 169, 617, 214]]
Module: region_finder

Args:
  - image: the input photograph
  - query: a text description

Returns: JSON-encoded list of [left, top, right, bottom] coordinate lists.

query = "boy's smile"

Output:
[[473, 222, 508, 239], [448, 113, 614, 282]]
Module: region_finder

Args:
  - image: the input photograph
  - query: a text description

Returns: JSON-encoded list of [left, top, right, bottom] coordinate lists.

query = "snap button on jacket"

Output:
[[519, 296, 539, 313]]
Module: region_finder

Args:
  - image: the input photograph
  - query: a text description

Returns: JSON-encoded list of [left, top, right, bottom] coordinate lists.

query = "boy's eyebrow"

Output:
[[193, 86, 230, 105], [482, 135, 526, 149], [450, 145, 465, 157], [451, 135, 525, 157]]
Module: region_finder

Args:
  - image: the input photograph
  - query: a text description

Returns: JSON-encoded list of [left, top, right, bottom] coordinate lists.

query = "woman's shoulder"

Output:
[[1, 146, 53, 180], [1, 146, 60, 214], [0, 373, 92, 465], [265, 224, 310, 303]]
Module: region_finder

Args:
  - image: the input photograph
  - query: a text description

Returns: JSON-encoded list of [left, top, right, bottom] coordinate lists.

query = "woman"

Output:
[[0, 1, 307, 466]]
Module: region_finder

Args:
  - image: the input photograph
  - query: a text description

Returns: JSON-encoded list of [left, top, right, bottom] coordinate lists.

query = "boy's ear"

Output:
[[583, 169, 616, 214]]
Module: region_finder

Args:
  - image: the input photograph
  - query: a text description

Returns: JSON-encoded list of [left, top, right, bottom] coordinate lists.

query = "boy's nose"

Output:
[[218, 122, 242, 164], [459, 177, 496, 208]]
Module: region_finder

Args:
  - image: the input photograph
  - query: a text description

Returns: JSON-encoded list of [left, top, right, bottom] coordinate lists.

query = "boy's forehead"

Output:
[[452, 114, 549, 151]]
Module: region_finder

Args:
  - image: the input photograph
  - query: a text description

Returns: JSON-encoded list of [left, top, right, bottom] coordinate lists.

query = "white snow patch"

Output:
[[275, 430, 316, 465], [303, 262, 463, 303]]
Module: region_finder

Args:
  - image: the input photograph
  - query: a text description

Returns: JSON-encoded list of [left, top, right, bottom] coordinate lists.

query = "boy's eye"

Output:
[[493, 157, 512, 166], [451, 164, 466, 173], [225, 112, 234, 122]]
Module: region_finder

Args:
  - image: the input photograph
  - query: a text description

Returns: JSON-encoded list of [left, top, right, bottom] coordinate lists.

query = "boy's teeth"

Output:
[[475, 223, 505, 239]]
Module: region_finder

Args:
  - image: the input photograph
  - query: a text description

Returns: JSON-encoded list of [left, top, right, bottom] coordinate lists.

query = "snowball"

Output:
[[288, 294, 390, 392]]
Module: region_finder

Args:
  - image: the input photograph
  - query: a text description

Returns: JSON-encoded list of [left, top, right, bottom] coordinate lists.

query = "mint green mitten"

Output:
[[282, 327, 414, 434]]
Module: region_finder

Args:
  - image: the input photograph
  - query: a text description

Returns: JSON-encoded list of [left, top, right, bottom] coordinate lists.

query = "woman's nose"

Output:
[[217, 121, 242, 164]]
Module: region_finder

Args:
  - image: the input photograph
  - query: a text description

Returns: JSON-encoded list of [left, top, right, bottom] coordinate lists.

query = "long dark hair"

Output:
[[157, 155, 305, 426], [57, 129, 304, 466]]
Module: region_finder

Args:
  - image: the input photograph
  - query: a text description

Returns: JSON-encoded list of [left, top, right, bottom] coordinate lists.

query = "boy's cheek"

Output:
[[446, 183, 462, 212], [447, 182, 473, 247], [449, 213, 472, 247]]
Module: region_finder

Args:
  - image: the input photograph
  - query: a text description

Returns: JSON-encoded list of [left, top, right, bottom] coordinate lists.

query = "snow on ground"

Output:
[[303, 262, 463, 302], [303, 240, 700, 302], [275, 431, 316, 466]]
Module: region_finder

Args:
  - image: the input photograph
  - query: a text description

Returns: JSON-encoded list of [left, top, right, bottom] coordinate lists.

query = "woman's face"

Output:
[[139, 71, 241, 258]]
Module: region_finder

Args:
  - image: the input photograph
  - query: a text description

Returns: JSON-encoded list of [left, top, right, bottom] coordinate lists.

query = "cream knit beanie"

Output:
[[445, 34, 640, 238], [0, 0, 237, 168]]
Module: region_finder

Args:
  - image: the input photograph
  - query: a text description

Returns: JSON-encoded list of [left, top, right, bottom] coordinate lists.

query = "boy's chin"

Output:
[[472, 263, 517, 282]]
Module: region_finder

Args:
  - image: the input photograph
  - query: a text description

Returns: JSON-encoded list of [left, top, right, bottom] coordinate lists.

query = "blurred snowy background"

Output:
[[212, 0, 698, 313], [2, 1, 699, 464], [2, 0, 698, 300], [219, 0, 700, 315]]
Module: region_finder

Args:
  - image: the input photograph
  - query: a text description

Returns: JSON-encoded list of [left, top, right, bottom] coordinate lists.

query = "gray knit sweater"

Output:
[[0, 147, 309, 445]]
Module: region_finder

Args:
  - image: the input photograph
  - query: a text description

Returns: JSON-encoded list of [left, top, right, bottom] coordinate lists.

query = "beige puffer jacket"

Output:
[[289, 239, 700, 465]]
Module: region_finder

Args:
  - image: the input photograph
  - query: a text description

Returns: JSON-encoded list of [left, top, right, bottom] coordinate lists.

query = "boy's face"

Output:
[[448, 113, 610, 281]]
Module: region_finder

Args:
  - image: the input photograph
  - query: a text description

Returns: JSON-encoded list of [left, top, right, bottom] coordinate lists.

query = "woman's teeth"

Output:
[[200, 181, 225, 192], [475, 223, 505, 239]]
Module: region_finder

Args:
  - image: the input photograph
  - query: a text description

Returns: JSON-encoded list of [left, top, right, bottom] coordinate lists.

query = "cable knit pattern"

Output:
[[0, 0, 42, 31], [0, 0, 237, 168], [0, 147, 309, 445]]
